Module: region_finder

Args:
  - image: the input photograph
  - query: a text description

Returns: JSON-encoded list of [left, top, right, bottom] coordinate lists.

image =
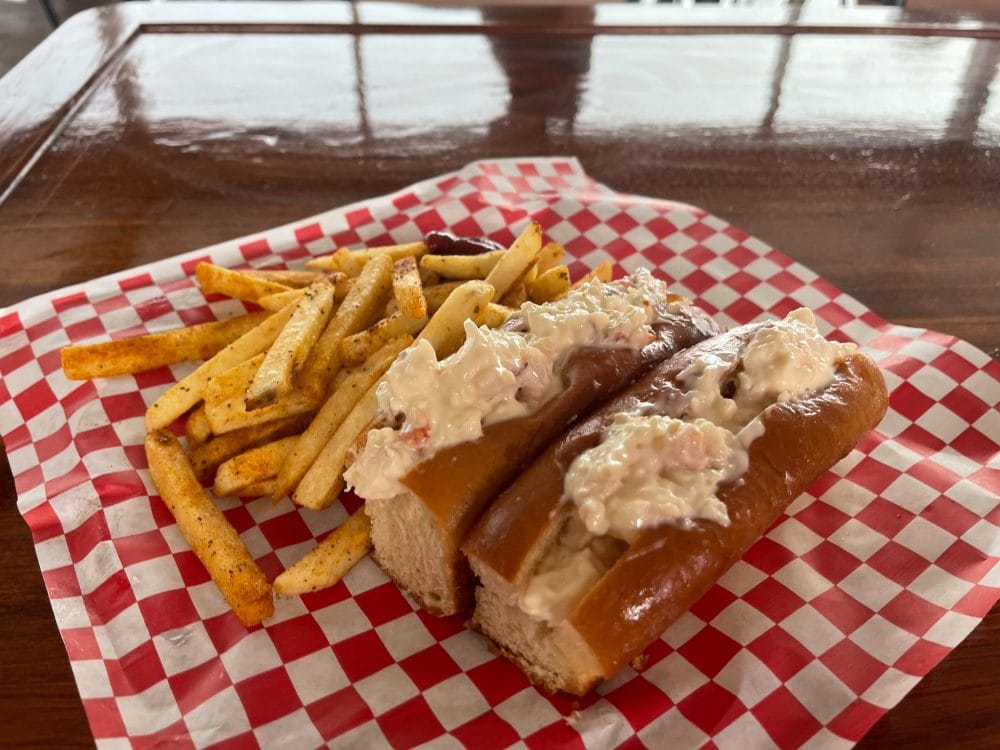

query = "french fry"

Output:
[[330, 272, 353, 301], [213, 436, 298, 497], [243, 269, 325, 288], [572, 260, 614, 288], [340, 312, 426, 368], [204, 353, 264, 406], [258, 272, 350, 311], [392, 256, 427, 319], [240, 479, 278, 498], [205, 388, 317, 435], [296, 254, 394, 399], [292, 387, 380, 510], [195, 263, 292, 301], [523, 261, 538, 285], [245, 279, 337, 409], [536, 241, 565, 274], [419, 251, 504, 280], [320, 248, 360, 275], [386, 280, 464, 317], [329, 364, 353, 392], [273, 509, 373, 596], [304, 250, 344, 272], [527, 265, 572, 303], [61, 311, 270, 380], [417, 280, 495, 358], [499, 282, 527, 309], [185, 404, 212, 449], [484, 222, 542, 299], [479, 303, 516, 329], [189, 413, 312, 482], [419, 267, 441, 286], [257, 288, 306, 312], [145, 430, 273, 626], [307, 242, 427, 276], [275, 335, 412, 499], [145, 303, 296, 431]]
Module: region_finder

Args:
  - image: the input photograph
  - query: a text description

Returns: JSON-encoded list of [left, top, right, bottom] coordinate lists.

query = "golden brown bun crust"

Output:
[[464, 325, 762, 583], [399, 305, 720, 555], [569, 352, 888, 676], [465, 328, 888, 687]]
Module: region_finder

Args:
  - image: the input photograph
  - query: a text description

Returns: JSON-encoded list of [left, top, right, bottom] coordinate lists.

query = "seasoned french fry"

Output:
[[214, 436, 298, 497], [145, 303, 296, 431], [195, 263, 292, 301], [275, 335, 412, 499], [307, 242, 427, 276], [273, 271, 351, 302], [273, 509, 373, 596], [572, 260, 614, 288], [527, 265, 572, 303], [419, 251, 504, 280], [292, 388, 380, 510], [392, 256, 427, 319], [145, 430, 273, 626], [189, 413, 312, 482], [61, 311, 270, 380], [246, 279, 337, 409], [419, 267, 441, 286], [484, 222, 542, 299], [329, 364, 353, 392], [185, 404, 212, 449], [499, 282, 527, 309], [340, 312, 426, 368], [536, 241, 565, 274], [240, 479, 278, 498], [257, 288, 306, 312], [386, 280, 464, 317], [523, 261, 538, 285], [330, 272, 353, 301], [324, 248, 361, 275], [204, 353, 264, 406], [417, 280, 495, 358], [305, 250, 344, 272], [243, 269, 325, 288], [205, 388, 317, 435], [479, 303, 516, 329], [296, 254, 393, 399]]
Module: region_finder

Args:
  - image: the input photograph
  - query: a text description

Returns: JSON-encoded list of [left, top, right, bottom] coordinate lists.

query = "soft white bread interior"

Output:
[[366, 491, 467, 615], [473, 569, 604, 695]]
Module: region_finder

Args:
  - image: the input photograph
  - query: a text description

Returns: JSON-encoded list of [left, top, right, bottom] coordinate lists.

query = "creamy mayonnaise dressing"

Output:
[[346, 269, 679, 500], [519, 517, 624, 623], [680, 308, 856, 431], [567, 416, 738, 542], [521, 308, 856, 624]]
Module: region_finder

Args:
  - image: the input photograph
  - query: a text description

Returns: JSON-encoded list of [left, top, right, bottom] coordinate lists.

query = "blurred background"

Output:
[[3, 0, 934, 79]]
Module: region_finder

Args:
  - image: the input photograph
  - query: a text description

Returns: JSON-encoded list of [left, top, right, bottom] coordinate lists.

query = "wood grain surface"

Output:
[[0, 3, 997, 747]]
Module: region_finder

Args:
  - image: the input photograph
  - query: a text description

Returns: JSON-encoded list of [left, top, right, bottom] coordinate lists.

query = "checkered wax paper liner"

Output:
[[2, 158, 998, 749]]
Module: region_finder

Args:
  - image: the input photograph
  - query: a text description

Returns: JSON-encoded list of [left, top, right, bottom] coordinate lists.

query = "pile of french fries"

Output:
[[61, 223, 613, 626]]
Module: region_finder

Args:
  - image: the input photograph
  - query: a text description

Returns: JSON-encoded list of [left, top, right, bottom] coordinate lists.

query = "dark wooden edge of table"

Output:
[[0, 3, 997, 748]]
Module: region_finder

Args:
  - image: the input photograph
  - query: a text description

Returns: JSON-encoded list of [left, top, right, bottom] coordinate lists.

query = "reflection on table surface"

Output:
[[2, 4, 995, 354]]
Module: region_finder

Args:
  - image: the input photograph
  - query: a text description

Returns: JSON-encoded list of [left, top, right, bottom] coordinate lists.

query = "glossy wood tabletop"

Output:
[[1, 3, 997, 747]]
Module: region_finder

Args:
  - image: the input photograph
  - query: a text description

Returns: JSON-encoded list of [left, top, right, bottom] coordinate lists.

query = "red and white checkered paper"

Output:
[[3, 158, 998, 749]]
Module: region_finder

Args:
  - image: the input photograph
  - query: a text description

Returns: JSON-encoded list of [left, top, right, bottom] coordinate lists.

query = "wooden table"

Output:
[[1, 3, 997, 747]]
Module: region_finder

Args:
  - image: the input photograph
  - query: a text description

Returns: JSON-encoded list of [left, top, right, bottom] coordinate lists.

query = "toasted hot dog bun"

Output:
[[465, 325, 888, 694], [364, 302, 720, 615]]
